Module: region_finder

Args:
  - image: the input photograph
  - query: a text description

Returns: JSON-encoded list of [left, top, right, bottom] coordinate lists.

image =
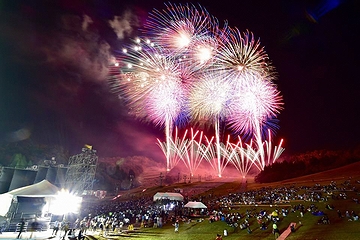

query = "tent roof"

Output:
[[153, 192, 184, 201], [184, 201, 207, 208], [7, 179, 59, 197], [0, 180, 59, 216]]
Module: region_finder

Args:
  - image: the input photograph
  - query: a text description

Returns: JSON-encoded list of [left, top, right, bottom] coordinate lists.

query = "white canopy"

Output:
[[0, 180, 59, 216], [184, 201, 207, 209], [153, 192, 184, 201]]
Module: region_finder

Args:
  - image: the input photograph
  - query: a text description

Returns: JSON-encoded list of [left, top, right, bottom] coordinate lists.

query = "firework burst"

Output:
[[119, 42, 188, 126], [227, 73, 283, 139], [215, 27, 276, 80], [189, 71, 234, 123], [143, 3, 215, 53], [143, 3, 220, 73]]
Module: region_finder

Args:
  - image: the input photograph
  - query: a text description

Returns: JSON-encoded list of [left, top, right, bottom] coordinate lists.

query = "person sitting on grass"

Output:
[[215, 233, 222, 240]]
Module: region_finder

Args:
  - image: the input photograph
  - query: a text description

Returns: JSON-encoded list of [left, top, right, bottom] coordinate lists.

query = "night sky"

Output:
[[0, 0, 359, 161]]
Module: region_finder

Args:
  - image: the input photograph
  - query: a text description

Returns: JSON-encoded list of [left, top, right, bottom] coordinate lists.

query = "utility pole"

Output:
[[160, 172, 164, 186]]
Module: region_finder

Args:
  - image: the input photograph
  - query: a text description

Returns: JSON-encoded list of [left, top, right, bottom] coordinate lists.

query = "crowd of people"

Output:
[[48, 178, 359, 239]]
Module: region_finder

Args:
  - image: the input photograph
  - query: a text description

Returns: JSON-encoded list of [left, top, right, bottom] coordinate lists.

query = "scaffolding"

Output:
[[65, 147, 98, 195]]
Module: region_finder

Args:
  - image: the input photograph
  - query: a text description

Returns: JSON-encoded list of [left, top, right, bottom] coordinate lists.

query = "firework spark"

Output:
[[226, 73, 283, 170]]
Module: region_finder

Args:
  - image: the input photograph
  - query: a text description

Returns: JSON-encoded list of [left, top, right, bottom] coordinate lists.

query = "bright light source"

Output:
[[49, 189, 82, 215], [196, 47, 212, 62], [237, 65, 244, 71], [176, 33, 191, 48]]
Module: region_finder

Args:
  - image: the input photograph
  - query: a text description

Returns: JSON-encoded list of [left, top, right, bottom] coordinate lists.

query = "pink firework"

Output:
[[118, 39, 190, 171], [143, 3, 220, 73], [143, 3, 216, 54], [227, 73, 283, 169], [188, 71, 235, 177], [227, 73, 283, 138], [120, 40, 188, 128]]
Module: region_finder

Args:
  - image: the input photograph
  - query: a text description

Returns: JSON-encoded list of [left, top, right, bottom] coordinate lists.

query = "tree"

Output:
[[10, 153, 28, 169]]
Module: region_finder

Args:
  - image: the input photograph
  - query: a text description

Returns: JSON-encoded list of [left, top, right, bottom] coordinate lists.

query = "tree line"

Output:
[[255, 146, 360, 183]]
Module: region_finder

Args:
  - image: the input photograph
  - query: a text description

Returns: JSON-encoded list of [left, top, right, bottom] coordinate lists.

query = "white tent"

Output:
[[153, 192, 184, 201], [0, 180, 59, 216], [184, 201, 207, 209]]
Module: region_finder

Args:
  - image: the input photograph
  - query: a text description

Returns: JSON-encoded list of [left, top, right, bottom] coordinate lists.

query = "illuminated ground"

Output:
[[2, 162, 359, 240]]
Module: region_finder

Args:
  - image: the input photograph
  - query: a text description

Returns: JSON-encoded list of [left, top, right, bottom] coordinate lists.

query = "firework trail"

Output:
[[221, 132, 284, 177], [178, 128, 206, 177], [264, 129, 285, 166], [173, 128, 207, 176], [157, 128, 187, 170], [222, 136, 257, 178], [196, 135, 217, 171]]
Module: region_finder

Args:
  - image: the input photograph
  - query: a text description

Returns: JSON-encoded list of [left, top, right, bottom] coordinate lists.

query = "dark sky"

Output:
[[0, 0, 359, 161]]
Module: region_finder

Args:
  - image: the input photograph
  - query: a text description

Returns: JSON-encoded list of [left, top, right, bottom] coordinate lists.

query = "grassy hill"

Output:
[[88, 161, 360, 240]]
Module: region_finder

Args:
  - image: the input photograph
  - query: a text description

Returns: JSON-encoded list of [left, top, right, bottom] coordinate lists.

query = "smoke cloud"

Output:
[[109, 10, 138, 40]]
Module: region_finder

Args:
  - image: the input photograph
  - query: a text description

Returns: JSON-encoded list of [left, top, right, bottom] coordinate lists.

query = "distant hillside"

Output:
[[280, 160, 360, 184], [246, 161, 360, 190], [255, 148, 360, 183]]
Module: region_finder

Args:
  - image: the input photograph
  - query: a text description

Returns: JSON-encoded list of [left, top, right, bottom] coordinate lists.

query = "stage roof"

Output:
[[153, 192, 184, 201]]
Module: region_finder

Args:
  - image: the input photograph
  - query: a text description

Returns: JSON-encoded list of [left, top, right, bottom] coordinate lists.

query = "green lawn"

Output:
[[88, 198, 360, 240], [87, 162, 360, 240]]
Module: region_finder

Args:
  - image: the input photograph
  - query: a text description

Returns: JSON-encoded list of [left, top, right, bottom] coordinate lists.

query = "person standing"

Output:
[[215, 233, 223, 240], [17, 219, 25, 239], [273, 223, 280, 239], [52, 221, 60, 236], [0, 219, 7, 234], [174, 220, 179, 233], [61, 221, 70, 240]]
